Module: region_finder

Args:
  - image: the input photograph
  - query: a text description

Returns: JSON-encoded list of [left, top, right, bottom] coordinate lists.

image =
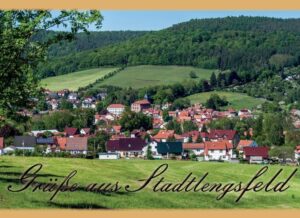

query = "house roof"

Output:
[[132, 99, 150, 105], [238, 140, 254, 148], [107, 104, 125, 109], [36, 137, 54, 145], [0, 137, 4, 149], [181, 130, 199, 137], [66, 137, 88, 151], [14, 136, 36, 147], [204, 140, 233, 153], [157, 142, 183, 155], [243, 147, 269, 158], [55, 137, 67, 150], [153, 130, 174, 140], [64, 127, 78, 136], [183, 143, 205, 150], [200, 132, 209, 138], [208, 130, 237, 140], [106, 138, 146, 152]]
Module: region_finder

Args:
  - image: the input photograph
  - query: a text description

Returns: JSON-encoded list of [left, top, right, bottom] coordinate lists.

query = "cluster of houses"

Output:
[[2, 94, 300, 164], [0, 127, 90, 155], [0, 126, 272, 164], [42, 88, 107, 111], [100, 128, 268, 163], [95, 97, 254, 131]]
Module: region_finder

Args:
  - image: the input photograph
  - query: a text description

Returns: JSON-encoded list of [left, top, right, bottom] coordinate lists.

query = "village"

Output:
[[0, 88, 299, 165]]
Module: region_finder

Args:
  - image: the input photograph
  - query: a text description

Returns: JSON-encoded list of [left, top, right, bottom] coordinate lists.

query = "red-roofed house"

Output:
[[107, 104, 125, 116], [65, 137, 88, 155], [143, 108, 161, 118], [204, 140, 233, 161], [208, 129, 240, 147], [237, 140, 258, 151], [243, 147, 269, 164], [54, 137, 67, 151], [183, 143, 205, 156], [64, 127, 79, 137], [131, 99, 151, 113], [152, 130, 175, 142]]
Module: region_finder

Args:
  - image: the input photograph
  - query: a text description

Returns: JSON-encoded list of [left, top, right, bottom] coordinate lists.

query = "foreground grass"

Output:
[[0, 156, 299, 209], [187, 91, 266, 110], [92, 65, 214, 89], [41, 68, 118, 91]]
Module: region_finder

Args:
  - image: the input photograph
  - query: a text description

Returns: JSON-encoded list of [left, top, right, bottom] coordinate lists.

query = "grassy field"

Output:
[[91, 65, 214, 89], [41, 68, 118, 91], [187, 91, 266, 110], [0, 156, 299, 209]]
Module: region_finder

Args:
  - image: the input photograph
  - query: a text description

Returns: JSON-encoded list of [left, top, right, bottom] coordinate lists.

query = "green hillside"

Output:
[[41, 67, 118, 91], [0, 156, 299, 209], [91, 65, 214, 89], [38, 17, 300, 78], [187, 91, 266, 110]]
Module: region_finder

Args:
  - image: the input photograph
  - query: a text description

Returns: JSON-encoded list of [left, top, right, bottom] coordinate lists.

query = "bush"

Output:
[[189, 71, 198, 78]]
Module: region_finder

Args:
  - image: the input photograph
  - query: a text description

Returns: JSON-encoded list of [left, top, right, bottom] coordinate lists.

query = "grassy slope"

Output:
[[40, 68, 118, 91], [92, 65, 214, 89], [0, 156, 299, 209], [187, 91, 266, 110]]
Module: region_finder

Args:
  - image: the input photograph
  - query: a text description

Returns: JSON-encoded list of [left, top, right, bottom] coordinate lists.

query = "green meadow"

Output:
[[40, 68, 118, 91], [0, 156, 299, 209], [92, 65, 214, 89], [187, 91, 266, 110]]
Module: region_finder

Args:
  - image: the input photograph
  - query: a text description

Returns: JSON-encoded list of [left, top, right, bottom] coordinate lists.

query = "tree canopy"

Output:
[[0, 10, 102, 120]]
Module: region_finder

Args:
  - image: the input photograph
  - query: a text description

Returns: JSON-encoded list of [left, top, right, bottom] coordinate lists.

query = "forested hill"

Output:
[[34, 30, 149, 58], [38, 17, 300, 78]]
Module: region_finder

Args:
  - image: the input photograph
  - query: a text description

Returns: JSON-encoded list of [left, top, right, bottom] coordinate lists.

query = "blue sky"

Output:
[[100, 11, 300, 31], [52, 11, 300, 31]]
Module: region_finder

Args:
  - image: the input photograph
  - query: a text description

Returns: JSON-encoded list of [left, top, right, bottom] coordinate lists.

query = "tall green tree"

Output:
[[263, 114, 284, 146], [119, 110, 152, 132], [0, 10, 102, 119], [210, 72, 217, 87], [182, 120, 198, 133]]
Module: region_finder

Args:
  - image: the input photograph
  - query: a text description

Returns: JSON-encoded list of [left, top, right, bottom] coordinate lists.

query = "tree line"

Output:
[[37, 17, 300, 79]]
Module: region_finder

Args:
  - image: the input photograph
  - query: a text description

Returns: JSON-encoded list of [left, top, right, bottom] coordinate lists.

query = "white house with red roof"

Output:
[[207, 129, 240, 147], [183, 142, 205, 156], [107, 104, 125, 116], [152, 130, 175, 142], [204, 140, 233, 161], [243, 147, 269, 164]]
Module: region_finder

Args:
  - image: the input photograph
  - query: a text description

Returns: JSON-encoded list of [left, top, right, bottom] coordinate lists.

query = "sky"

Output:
[[51, 11, 300, 31], [99, 11, 300, 31]]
